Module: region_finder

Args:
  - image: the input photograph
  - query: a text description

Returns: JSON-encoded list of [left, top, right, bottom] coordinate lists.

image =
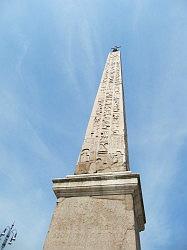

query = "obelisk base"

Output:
[[43, 172, 145, 250]]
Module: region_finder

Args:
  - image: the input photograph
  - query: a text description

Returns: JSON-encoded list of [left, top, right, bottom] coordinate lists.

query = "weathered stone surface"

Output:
[[51, 171, 145, 233], [43, 50, 146, 250], [43, 172, 145, 250], [75, 51, 129, 174], [44, 195, 140, 250]]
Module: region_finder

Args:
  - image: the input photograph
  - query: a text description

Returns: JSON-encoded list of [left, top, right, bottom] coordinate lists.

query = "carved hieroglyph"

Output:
[[43, 51, 146, 250], [75, 51, 129, 174]]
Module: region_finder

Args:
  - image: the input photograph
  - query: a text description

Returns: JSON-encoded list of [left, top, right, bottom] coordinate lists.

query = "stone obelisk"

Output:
[[43, 49, 146, 250]]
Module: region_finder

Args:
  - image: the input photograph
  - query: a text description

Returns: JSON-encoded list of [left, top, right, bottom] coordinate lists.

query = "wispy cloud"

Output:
[[0, 1, 186, 250]]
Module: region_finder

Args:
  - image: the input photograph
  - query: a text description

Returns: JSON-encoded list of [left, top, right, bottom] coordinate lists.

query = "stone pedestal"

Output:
[[43, 172, 145, 250]]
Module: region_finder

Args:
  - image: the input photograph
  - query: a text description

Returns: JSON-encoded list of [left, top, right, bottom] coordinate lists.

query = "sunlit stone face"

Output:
[[76, 51, 129, 174]]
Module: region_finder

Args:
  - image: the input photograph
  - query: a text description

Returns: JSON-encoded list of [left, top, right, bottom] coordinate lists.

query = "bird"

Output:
[[111, 46, 121, 52]]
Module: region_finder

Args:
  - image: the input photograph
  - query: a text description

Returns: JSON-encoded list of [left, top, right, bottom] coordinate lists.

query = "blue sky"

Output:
[[0, 0, 187, 249]]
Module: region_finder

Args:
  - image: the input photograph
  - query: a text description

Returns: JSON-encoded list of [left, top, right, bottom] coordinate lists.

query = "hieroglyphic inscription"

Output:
[[75, 51, 129, 174]]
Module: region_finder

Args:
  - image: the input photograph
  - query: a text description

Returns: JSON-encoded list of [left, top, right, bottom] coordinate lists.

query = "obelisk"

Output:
[[43, 48, 146, 250]]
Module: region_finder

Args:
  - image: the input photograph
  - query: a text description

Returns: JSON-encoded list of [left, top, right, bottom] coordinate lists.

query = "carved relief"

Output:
[[75, 51, 129, 175], [80, 149, 90, 162]]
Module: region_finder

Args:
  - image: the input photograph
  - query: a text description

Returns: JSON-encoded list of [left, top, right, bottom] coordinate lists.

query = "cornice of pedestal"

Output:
[[52, 171, 146, 231]]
